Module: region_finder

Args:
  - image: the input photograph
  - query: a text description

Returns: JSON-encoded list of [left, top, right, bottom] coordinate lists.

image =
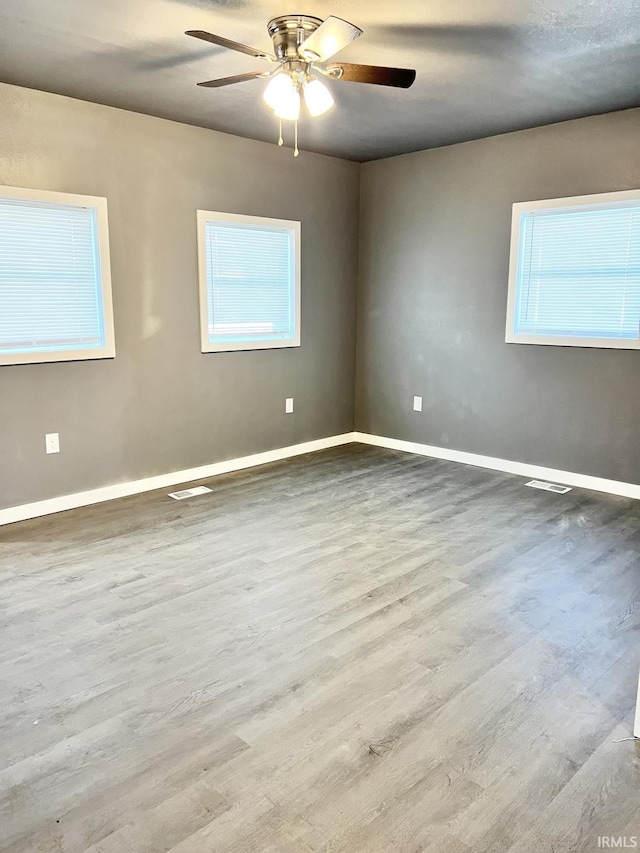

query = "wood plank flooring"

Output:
[[1, 443, 639, 852]]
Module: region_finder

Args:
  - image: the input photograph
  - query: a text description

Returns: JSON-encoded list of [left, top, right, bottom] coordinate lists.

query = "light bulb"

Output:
[[303, 78, 334, 117], [263, 73, 293, 109], [263, 73, 300, 121], [273, 88, 300, 121]]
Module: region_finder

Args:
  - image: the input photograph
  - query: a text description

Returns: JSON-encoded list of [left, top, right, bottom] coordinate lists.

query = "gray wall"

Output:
[[356, 109, 640, 484], [3, 86, 638, 512], [0, 83, 360, 510]]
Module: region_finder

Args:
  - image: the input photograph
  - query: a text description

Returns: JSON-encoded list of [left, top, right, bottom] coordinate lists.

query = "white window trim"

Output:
[[0, 185, 115, 366], [505, 188, 640, 350], [196, 209, 301, 353]]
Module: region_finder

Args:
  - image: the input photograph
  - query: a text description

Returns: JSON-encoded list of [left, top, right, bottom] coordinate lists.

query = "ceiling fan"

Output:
[[186, 15, 416, 155]]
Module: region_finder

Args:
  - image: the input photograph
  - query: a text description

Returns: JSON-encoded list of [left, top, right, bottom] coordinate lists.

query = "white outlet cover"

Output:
[[285, 398, 294, 414], [413, 396, 423, 412], [45, 433, 60, 454]]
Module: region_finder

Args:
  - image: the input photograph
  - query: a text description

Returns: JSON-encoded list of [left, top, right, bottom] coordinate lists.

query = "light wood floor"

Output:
[[1, 444, 639, 852]]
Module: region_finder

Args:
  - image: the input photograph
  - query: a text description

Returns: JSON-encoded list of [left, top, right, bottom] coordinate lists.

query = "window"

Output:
[[0, 186, 115, 366], [197, 210, 300, 352], [505, 189, 640, 349]]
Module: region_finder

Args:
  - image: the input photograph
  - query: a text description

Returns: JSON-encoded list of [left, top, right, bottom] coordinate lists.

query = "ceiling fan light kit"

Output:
[[186, 14, 416, 157], [303, 78, 334, 117], [264, 73, 301, 120]]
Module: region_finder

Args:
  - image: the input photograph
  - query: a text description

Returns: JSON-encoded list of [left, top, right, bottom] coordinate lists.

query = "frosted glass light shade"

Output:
[[263, 73, 293, 109], [263, 73, 300, 120], [274, 88, 300, 120], [303, 79, 334, 116]]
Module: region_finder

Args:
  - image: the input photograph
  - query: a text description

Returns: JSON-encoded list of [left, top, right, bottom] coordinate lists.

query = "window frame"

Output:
[[0, 185, 115, 367], [196, 209, 301, 354], [505, 188, 640, 350]]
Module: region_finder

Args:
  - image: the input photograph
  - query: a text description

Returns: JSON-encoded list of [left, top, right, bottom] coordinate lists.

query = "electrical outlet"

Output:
[[413, 396, 423, 412], [285, 397, 294, 414], [45, 433, 60, 454]]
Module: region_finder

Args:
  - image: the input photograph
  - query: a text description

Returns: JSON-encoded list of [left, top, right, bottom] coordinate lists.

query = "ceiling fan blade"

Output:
[[186, 30, 272, 61], [298, 16, 362, 62], [327, 62, 416, 88], [197, 71, 269, 88]]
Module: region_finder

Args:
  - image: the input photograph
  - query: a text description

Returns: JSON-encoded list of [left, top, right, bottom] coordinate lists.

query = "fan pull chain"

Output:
[[294, 120, 299, 157], [278, 117, 283, 147]]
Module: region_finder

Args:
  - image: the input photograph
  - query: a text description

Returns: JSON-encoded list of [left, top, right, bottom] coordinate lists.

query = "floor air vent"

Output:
[[525, 480, 572, 494], [168, 486, 212, 500]]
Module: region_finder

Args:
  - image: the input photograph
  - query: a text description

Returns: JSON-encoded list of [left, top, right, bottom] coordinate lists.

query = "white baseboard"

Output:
[[353, 432, 640, 501], [3, 429, 638, 526], [0, 433, 356, 526]]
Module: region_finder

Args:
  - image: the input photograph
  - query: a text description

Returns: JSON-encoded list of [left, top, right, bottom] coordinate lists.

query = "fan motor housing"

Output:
[[267, 15, 322, 60]]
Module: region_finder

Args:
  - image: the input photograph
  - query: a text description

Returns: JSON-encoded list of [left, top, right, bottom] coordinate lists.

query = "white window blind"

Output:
[[0, 188, 115, 365], [506, 192, 640, 349], [197, 211, 300, 353]]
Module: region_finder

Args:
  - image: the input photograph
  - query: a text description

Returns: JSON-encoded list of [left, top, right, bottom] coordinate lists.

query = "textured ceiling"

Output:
[[0, 0, 639, 161]]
